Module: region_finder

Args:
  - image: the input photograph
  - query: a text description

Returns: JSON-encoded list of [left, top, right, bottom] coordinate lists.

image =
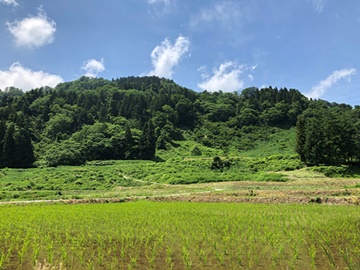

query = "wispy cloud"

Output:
[[198, 61, 252, 92], [0, 0, 18, 6], [81, 58, 105, 78], [147, 0, 175, 15], [147, 0, 173, 6], [306, 68, 356, 99], [312, 0, 329, 13], [0, 62, 63, 91], [190, 1, 244, 30], [148, 36, 190, 79], [6, 7, 56, 48]]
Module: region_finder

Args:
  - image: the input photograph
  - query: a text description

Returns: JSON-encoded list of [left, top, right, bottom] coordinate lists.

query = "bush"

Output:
[[310, 166, 348, 177], [211, 156, 231, 171], [191, 146, 202, 156], [45, 141, 85, 167]]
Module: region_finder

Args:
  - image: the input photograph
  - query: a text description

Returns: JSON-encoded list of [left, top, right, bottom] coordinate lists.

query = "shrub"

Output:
[[211, 156, 231, 171], [310, 166, 348, 177], [256, 173, 287, 182], [191, 146, 202, 156]]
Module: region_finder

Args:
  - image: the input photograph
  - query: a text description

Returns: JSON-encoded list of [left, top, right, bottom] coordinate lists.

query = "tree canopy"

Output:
[[0, 75, 358, 167]]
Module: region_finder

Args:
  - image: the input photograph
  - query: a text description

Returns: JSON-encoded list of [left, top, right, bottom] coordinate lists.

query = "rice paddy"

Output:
[[0, 201, 359, 269]]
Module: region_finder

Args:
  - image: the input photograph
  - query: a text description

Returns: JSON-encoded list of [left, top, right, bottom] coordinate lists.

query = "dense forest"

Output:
[[0, 76, 359, 168]]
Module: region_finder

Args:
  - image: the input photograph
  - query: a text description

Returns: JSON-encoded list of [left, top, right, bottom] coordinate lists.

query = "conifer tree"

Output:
[[14, 128, 35, 168], [139, 120, 156, 160], [2, 123, 16, 168], [0, 120, 6, 166]]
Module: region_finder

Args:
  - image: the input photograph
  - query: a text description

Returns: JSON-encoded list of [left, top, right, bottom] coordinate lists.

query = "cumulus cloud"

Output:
[[81, 58, 105, 78], [6, 7, 56, 48], [306, 68, 356, 99], [1, 0, 18, 6], [198, 61, 247, 92], [190, 1, 243, 30], [148, 36, 190, 79], [312, 0, 329, 13], [0, 62, 63, 91]]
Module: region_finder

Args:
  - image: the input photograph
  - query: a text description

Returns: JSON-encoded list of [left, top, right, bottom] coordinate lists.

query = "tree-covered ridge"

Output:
[[0, 75, 356, 168]]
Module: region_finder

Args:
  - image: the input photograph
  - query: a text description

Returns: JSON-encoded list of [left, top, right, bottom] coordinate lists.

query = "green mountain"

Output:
[[0, 76, 359, 168]]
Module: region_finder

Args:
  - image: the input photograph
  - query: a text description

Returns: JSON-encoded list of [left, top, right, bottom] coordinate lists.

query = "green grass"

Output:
[[239, 127, 297, 158], [0, 147, 306, 201], [0, 161, 149, 201], [157, 127, 297, 160], [0, 201, 359, 269]]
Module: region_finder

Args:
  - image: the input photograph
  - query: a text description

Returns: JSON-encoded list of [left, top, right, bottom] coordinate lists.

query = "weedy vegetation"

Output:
[[0, 150, 302, 201]]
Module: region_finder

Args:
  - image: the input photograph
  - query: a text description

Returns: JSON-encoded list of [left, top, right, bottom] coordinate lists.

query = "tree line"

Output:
[[296, 100, 360, 165], [0, 75, 357, 168]]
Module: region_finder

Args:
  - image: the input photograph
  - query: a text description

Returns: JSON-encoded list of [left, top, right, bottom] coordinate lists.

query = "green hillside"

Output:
[[1, 76, 360, 201], [0, 76, 309, 166]]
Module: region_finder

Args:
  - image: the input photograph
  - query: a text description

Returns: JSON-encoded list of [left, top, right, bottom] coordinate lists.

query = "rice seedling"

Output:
[[0, 201, 359, 269], [181, 246, 192, 270]]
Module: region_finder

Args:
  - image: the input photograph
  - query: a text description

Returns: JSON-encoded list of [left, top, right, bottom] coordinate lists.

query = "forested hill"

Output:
[[0, 76, 359, 168]]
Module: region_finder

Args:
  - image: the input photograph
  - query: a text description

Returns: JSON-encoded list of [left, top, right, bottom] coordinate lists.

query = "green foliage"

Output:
[[211, 156, 231, 171], [296, 102, 359, 165], [45, 141, 84, 167], [0, 87, 24, 100], [0, 123, 35, 168], [309, 166, 348, 178], [139, 120, 156, 159], [1, 123, 16, 167], [43, 112, 74, 140], [0, 161, 148, 200], [237, 127, 298, 159], [190, 146, 202, 156], [261, 155, 303, 171], [309, 165, 360, 178], [1, 75, 356, 173]]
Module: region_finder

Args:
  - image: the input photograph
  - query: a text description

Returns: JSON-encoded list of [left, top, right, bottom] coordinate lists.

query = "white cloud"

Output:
[[148, 36, 190, 79], [198, 61, 246, 92], [190, 1, 243, 29], [1, 0, 18, 6], [306, 68, 356, 99], [312, 0, 329, 13], [6, 7, 56, 48], [0, 62, 63, 91], [81, 58, 105, 78]]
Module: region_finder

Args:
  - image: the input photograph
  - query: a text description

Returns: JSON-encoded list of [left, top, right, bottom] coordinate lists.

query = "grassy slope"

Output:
[[0, 128, 359, 202], [239, 127, 297, 157]]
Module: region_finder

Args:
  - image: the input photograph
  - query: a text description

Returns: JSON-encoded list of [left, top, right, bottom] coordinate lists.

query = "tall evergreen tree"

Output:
[[14, 128, 35, 168], [139, 120, 156, 160], [0, 120, 6, 166], [2, 123, 16, 168], [124, 124, 134, 159], [295, 115, 306, 162]]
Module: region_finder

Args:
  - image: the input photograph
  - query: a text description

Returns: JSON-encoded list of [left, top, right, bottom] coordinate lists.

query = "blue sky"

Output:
[[1, 0, 360, 105]]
